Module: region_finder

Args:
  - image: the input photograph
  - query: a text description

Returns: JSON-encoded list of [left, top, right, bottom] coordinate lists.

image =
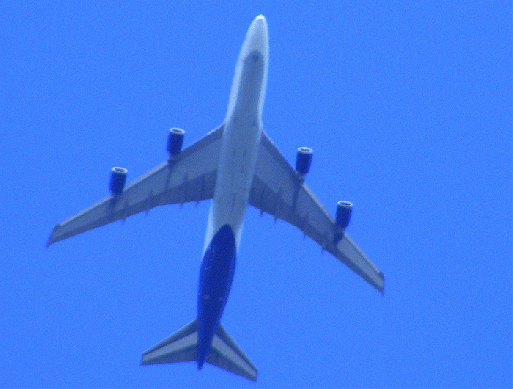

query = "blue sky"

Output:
[[1, 1, 511, 387]]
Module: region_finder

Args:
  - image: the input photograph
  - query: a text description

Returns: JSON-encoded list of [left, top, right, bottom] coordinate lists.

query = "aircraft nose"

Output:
[[244, 15, 268, 58]]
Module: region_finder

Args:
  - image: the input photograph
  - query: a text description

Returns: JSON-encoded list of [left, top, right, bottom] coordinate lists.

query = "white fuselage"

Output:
[[203, 15, 269, 253]]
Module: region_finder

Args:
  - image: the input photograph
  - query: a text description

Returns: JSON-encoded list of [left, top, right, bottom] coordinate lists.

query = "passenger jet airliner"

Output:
[[47, 15, 384, 381]]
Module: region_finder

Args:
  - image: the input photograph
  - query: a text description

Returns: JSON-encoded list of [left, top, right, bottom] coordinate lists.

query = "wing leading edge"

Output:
[[249, 131, 385, 292], [47, 125, 223, 246]]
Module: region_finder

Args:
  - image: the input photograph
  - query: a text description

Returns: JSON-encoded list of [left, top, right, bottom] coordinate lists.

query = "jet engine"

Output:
[[295, 147, 312, 176], [109, 167, 128, 195], [336, 201, 352, 230], [167, 128, 185, 156]]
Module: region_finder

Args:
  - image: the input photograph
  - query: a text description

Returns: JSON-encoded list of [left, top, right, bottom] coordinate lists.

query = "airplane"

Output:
[[47, 15, 384, 382]]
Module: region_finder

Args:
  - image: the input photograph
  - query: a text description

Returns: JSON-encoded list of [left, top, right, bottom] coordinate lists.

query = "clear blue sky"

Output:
[[1, 1, 511, 388]]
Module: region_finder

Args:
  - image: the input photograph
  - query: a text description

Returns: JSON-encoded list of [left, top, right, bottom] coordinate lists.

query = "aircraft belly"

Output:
[[197, 223, 237, 367], [204, 118, 261, 251]]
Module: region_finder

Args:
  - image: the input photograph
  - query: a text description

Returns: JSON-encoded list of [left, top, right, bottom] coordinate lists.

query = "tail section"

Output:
[[141, 320, 257, 381], [141, 320, 198, 365], [207, 323, 257, 381]]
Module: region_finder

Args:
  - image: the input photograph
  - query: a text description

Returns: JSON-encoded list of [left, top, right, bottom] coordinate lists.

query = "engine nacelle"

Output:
[[109, 167, 128, 195], [295, 147, 313, 176], [336, 201, 353, 229], [167, 128, 185, 156]]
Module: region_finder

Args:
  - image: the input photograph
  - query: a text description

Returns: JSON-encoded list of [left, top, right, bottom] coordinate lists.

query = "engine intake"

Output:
[[167, 128, 185, 156], [295, 147, 312, 176], [109, 167, 128, 195], [336, 201, 353, 230]]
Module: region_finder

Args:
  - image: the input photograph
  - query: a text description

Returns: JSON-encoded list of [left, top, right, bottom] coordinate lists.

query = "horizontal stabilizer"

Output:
[[141, 320, 257, 381], [208, 323, 257, 381], [141, 320, 198, 365]]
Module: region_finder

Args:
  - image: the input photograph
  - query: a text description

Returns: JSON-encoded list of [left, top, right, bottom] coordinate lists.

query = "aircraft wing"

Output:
[[249, 131, 385, 292], [47, 125, 224, 246]]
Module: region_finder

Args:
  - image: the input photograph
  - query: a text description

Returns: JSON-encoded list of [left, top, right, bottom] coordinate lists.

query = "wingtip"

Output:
[[46, 234, 54, 248], [140, 356, 151, 366], [46, 224, 60, 248]]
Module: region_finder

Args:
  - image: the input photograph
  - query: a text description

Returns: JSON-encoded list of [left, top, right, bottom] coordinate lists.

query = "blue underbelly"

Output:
[[196, 224, 236, 368]]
